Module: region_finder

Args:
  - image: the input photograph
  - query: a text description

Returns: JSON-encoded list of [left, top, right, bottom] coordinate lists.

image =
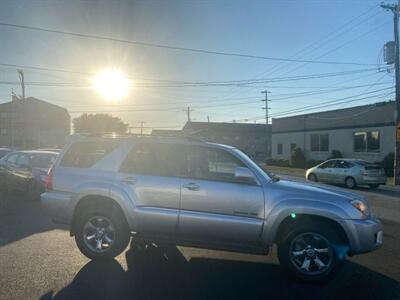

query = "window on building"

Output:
[[354, 131, 380, 153], [277, 144, 283, 155], [290, 143, 297, 151], [310, 134, 329, 152]]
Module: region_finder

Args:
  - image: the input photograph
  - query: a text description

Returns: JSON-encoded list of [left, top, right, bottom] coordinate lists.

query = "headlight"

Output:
[[350, 199, 370, 216]]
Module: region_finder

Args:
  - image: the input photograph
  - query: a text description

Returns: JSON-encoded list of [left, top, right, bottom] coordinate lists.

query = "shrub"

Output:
[[329, 149, 343, 159], [382, 152, 394, 177], [266, 158, 290, 167], [290, 147, 306, 168]]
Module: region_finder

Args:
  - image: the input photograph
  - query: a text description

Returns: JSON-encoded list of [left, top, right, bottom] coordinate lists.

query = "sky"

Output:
[[0, 0, 395, 133]]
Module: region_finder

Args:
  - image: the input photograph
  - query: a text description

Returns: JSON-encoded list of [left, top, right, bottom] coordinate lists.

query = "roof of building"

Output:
[[272, 101, 395, 134], [0, 97, 69, 115], [182, 121, 270, 136]]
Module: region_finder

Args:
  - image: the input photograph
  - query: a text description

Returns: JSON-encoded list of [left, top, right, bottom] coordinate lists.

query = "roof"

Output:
[[182, 121, 270, 136], [0, 97, 69, 114], [272, 101, 395, 134]]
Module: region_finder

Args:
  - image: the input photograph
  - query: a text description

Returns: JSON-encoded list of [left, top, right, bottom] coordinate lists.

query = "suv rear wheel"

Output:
[[75, 205, 130, 260], [277, 226, 344, 282]]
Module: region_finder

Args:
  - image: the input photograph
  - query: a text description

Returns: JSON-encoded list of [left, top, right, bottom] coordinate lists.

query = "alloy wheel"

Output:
[[289, 232, 333, 276], [82, 216, 116, 253]]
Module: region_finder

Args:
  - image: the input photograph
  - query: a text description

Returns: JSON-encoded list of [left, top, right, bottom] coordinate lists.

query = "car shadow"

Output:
[[40, 243, 400, 300], [0, 190, 66, 247]]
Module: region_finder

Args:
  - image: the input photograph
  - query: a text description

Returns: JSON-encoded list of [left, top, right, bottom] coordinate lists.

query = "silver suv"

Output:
[[41, 135, 383, 282]]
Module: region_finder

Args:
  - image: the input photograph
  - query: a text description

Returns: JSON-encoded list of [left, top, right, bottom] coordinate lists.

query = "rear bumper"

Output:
[[41, 191, 74, 225], [341, 217, 383, 255], [357, 176, 387, 185]]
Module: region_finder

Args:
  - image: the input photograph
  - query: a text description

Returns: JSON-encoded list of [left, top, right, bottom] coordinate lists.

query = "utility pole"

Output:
[[382, 1, 400, 185], [138, 121, 146, 136], [207, 115, 210, 123], [17, 69, 25, 99], [261, 90, 271, 159], [185, 106, 193, 122]]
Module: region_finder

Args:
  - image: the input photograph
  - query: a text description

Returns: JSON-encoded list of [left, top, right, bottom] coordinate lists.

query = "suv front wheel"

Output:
[[75, 205, 130, 260], [278, 226, 344, 282]]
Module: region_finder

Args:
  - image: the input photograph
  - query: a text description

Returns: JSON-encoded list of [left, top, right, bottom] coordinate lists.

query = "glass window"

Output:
[[17, 154, 31, 167], [61, 141, 119, 168], [354, 131, 380, 152], [186, 147, 246, 183], [6, 153, 19, 164], [311, 134, 329, 152], [277, 144, 283, 154], [336, 160, 353, 168], [120, 143, 185, 177], [319, 160, 336, 168], [30, 154, 57, 168]]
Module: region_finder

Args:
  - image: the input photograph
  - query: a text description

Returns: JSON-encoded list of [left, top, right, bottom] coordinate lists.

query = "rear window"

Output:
[[30, 154, 57, 169], [60, 141, 119, 168]]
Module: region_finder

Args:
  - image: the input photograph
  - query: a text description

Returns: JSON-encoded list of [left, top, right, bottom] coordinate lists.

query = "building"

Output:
[[151, 129, 182, 137], [0, 96, 71, 149], [272, 101, 395, 162], [182, 121, 270, 161]]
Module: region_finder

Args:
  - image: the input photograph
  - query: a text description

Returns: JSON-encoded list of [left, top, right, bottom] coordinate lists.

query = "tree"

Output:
[[290, 147, 306, 168], [73, 113, 129, 134]]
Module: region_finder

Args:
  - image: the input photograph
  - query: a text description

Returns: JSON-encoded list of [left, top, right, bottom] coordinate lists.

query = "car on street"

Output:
[[306, 159, 387, 189], [0, 147, 12, 159], [0, 150, 58, 198], [41, 135, 383, 282]]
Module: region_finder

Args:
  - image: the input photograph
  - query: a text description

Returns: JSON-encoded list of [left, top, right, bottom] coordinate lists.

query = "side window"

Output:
[[319, 160, 335, 168], [61, 141, 119, 168], [186, 147, 246, 183], [17, 154, 31, 167], [6, 153, 19, 165], [120, 143, 185, 177]]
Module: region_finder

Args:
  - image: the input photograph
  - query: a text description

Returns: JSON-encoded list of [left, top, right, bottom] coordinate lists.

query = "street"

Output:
[[0, 187, 399, 300]]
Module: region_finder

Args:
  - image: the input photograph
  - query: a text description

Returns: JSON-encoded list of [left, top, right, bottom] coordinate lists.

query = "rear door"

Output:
[[116, 143, 185, 235], [334, 160, 354, 183], [317, 160, 336, 182], [178, 146, 265, 243]]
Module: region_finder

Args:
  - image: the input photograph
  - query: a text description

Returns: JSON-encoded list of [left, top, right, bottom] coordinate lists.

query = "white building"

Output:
[[271, 101, 395, 162]]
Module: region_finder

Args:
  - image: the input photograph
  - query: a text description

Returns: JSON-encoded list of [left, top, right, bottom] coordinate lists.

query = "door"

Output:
[[178, 146, 265, 243], [117, 143, 185, 234], [0, 152, 20, 190], [334, 160, 354, 183], [316, 160, 337, 182], [15, 153, 34, 191]]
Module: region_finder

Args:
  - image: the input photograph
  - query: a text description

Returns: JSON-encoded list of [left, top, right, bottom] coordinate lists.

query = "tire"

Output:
[[369, 184, 380, 189], [308, 173, 317, 182], [345, 177, 357, 189], [277, 225, 345, 283], [75, 204, 130, 260]]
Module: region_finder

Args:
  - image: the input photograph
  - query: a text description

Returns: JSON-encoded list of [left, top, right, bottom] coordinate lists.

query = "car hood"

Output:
[[272, 178, 364, 202]]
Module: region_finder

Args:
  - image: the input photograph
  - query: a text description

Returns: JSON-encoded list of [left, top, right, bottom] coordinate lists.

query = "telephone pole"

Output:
[[138, 121, 146, 136], [261, 90, 271, 159], [185, 106, 194, 122], [382, 1, 400, 185]]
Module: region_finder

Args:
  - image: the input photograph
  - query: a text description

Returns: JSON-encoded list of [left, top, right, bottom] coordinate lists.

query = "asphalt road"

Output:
[[0, 189, 399, 300]]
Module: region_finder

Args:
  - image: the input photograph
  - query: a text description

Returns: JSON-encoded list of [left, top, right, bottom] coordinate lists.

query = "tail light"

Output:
[[45, 166, 54, 190]]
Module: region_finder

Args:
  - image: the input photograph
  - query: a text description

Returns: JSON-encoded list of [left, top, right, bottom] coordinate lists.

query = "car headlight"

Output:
[[350, 199, 370, 216]]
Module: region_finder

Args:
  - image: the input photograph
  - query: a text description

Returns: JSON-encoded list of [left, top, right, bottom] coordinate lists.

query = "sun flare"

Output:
[[92, 69, 130, 101]]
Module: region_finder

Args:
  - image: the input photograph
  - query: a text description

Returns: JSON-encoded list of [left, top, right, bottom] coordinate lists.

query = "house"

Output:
[[182, 121, 270, 161], [0, 96, 71, 149], [271, 101, 395, 162]]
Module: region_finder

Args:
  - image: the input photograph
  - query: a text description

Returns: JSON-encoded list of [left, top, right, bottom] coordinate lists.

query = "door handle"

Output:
[[183, 182, 200, 191], [122, 176, 137, 184]]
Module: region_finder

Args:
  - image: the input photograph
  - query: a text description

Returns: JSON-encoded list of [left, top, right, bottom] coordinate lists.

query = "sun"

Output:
[[92, 69, 130, 101]]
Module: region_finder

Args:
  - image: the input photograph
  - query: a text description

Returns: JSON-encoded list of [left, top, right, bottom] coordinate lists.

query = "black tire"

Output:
[[308, 173, 317, 182], [75, 204, 130, 260], [277, 225, 345, 283], [345, 177, 357, 189], [369, 184, 380, 189]]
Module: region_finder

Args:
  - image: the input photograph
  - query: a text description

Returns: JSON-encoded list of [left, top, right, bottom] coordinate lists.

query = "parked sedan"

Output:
[[306, 159, 386, 189], [0, 150, 58, 199]]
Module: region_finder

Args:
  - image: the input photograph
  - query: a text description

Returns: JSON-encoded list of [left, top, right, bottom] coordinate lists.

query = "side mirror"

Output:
[[234, 167, 257, 184]]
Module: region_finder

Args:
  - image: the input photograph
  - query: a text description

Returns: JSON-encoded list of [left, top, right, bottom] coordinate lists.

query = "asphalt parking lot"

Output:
[[0, 190, 399, 300]]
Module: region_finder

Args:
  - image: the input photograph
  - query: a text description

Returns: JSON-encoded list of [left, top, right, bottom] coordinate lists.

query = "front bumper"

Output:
[[341, 217, 383, 255]]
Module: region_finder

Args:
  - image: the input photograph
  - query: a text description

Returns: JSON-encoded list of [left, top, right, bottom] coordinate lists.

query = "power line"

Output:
[[0, 21, 381, 66]]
